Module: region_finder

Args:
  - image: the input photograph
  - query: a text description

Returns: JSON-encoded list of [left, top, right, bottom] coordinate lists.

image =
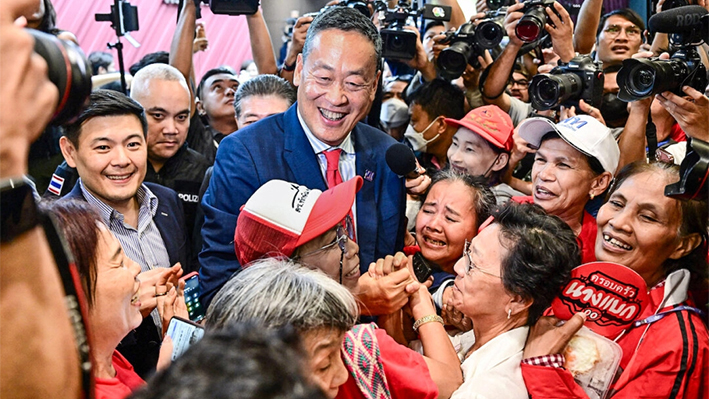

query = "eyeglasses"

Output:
[[509, 79, 530, 88], [603, 24, 642, 39], [463, 240, 501, 278], [297, 216, 355, 284]]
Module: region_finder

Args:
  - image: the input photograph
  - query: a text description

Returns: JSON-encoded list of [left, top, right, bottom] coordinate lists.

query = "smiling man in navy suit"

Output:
[[59, 90, 187, 378], [200, 7, 409, 310]]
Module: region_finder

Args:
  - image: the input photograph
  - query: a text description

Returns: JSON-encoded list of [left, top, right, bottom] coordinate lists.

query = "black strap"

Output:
[[41, 213, 94, 398]]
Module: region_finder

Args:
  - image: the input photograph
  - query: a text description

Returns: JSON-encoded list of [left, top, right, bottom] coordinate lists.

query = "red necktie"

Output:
[[324, 148, 356, 241], [324, 148, 343, 188]]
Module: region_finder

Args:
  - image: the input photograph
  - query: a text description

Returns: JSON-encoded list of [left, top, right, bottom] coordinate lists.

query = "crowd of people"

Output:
[[2, 0, 708, 398]]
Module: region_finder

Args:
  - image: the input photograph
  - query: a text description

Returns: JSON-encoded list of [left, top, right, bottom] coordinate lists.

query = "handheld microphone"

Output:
[[386, 143, 425, 179], [648, 5, 708, 37]]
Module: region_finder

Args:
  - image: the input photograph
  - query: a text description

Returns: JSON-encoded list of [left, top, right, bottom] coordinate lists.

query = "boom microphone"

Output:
[[386, 143, 425, 179], [648, 5, 708, 37]]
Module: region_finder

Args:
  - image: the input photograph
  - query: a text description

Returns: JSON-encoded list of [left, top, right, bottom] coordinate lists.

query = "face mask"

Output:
[[600, 92, 630, 127], [380, 98, 409, 130], [404, 117, 441, 152]]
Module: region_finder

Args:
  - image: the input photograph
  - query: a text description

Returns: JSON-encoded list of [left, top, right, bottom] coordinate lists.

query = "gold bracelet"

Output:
[[413, 314, 444, 332]]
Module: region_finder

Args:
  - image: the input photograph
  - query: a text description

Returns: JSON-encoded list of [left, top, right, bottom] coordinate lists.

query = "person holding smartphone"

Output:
[[45, 200, 188, 399], [229, 177, 463, 398]]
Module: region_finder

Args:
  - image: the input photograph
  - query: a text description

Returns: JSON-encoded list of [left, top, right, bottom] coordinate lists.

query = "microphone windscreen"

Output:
[[648, 5, 708, 33], [386, 143, 418, 176]]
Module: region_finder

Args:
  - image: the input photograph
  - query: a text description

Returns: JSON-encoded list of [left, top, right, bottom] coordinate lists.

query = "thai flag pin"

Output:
[[364, 170, 375, 181]]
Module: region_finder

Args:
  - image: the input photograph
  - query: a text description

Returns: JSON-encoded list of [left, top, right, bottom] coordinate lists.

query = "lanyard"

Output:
[[633, 305, 705, 328]]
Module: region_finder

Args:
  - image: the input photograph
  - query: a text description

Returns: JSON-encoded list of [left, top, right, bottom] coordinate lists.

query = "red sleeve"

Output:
[[376, 329, 438, 399], [521, 363, 588, 399]]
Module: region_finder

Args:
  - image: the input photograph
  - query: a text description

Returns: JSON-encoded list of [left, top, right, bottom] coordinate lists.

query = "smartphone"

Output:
[[412, 252, 433, 283], [166, 316, 205, 361], [180, 272, 206, 322]]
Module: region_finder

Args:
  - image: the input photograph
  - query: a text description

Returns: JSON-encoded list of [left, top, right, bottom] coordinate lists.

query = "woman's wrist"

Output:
[[413, 314, 444, 331]]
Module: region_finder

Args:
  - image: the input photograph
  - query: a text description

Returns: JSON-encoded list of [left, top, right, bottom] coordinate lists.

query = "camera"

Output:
[[515, 0, 557, 43], [665, 138, 709, 200], [201, 0, 259, 15], [529, 55, 604, 110], [377, 0, 451, 60], [29, 30, 92, 125], [437, 20, 504, 80], [476, 8, 508, 49], [487, 0, 515, 11], [616, 50, 707, 101]]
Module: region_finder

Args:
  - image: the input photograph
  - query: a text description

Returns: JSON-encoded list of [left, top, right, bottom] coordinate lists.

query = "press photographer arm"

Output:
[[245, 7, 278, 75], [572, 0, 603, 55], [0, 1, 79, 397], [656, 86, 709, 141], [170, 0, 198, 113]]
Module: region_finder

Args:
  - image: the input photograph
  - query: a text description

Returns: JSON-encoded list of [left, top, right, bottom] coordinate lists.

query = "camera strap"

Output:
[[646, 109, 658, 161], [41, 213, 94, 398]]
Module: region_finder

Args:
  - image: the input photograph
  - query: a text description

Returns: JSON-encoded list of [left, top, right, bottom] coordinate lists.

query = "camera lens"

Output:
[[438, 42, 472, 79], [530, 73, 582, 110], [628, 67, 655, 97], [29, 29, 92, 125], [617, 58, 688, 101], [389, 35, 405, 51], [662, 0, 688, 10], [476, 20, 504, 49], [516, 8, 546, 42], [487, 0, 503, 10]]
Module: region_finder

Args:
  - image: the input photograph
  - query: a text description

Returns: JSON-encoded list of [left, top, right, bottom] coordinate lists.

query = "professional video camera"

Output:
[[515, 0, 558, 43], [437, 17, 506, 80], [528, 55, 604, 110], [376, 0, 451, 60], [29, 30, 92, 125], [617, 5, 708, 102]]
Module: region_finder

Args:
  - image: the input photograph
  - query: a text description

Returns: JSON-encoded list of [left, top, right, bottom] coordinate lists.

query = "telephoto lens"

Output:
[[617, 56, 707, 101], [530, 74, 583, 110], [29, 29, 92, 125], [438, 22, 477, 79], [515, 6, 547, 42]]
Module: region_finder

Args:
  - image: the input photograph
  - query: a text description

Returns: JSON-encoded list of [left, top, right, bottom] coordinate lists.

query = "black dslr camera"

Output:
[[200, 0, 259, 15], [529, 55, 604, 110], [476, 8, 508, 49], [617, 5, 708, 102], [437, 19, 504, 80], [515, 0, 557, 43], [376, 0, 451, 60]]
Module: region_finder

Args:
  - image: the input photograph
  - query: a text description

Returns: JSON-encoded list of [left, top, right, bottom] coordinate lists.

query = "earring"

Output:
[[507, 309, 511, 319], [590, 193, 595, 200]]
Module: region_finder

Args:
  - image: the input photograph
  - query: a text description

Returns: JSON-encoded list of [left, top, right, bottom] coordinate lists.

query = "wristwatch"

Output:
[[281, 60, 297, 72], [1, 177, 41, 243]]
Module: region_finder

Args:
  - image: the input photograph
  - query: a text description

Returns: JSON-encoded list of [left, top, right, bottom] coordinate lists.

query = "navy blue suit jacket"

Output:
[[199, 103, 406, 306], [63, 181, 188, 269]]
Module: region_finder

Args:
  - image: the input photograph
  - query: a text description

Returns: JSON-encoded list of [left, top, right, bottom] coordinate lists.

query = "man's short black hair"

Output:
[[423, 20, 445, 36], [88, 51, 113, 75], [63, 89, 147, 147], [596, 8, 645, 37], [407, 78, 466, 120], [302, 6, 382, 72], [234, 74, 296, 118], [196, 66, 238, 100], [128, 51, 169, 76]]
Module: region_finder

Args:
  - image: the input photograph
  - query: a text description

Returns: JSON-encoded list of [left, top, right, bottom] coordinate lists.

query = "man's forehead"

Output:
[[604, 15, 637, 28], [80, 114, 144, 140], [207, 73, 239, 86]]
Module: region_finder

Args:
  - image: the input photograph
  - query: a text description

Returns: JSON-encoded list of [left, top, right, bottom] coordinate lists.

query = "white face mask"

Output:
[[404, 117, 441, 152], [380, 98, 409, 130]]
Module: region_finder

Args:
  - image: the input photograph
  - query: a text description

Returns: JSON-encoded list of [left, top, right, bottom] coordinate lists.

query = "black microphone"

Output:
[[648, 5, 708, 35], [386, 143, 425, 179]]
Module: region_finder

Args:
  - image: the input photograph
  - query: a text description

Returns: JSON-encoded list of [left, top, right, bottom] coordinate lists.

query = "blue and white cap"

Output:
[[518, 115, 620, 175]]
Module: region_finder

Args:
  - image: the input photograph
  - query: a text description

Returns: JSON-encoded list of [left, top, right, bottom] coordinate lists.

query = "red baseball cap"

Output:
[[445, 105, 514, 152], [234, 177, 363, 266]]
